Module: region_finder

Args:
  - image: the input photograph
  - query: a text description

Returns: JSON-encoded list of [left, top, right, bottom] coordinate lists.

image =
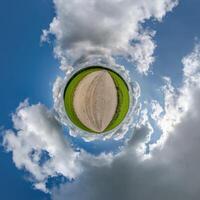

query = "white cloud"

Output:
[[42, 0, 178, 74], [3, 100, 81, 192], [150, 43, 200, 147], [51, 43, 200, 200]]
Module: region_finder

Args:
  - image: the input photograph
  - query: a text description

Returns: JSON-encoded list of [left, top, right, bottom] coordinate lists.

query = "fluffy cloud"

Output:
[[42, 0, 178, 74], [3, 100, 81, 192], [51, 44, 200, 200], [150, 44, 200, 146]]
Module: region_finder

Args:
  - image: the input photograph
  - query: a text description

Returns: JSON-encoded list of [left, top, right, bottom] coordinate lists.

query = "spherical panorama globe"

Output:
[[63, 66, 130, 134]]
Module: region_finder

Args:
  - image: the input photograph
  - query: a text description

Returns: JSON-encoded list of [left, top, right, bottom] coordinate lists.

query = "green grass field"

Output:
[[63, 66, 130, 133]]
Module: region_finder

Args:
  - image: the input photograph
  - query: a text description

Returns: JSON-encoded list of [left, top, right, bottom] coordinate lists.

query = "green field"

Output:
[[63, 66, 130, 133]]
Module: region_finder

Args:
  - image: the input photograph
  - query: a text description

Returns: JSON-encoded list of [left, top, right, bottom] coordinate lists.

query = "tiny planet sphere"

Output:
[[63, 66, 130, 134]]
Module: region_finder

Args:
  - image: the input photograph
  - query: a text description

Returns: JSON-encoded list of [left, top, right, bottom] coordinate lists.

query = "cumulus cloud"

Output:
[[42, 0, 178, 74], [3, 100, 81, 192], [150, 44, 200, 146], [51, 43, 200, 200]]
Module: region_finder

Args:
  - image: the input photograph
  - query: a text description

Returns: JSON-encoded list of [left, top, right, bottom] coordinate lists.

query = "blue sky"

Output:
[[0, 1, 55, 199], [1, 0, 200, 199]]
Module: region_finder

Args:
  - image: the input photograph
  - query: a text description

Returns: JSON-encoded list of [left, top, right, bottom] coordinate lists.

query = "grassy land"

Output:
[[63, 66, 130, 133]]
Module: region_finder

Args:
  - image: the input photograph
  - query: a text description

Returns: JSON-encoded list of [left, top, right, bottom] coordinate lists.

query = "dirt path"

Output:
[[73, 70, 118, 132]]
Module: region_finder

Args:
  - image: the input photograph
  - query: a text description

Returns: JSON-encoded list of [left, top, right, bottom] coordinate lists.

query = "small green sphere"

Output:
[[63, 66, 130, 133]]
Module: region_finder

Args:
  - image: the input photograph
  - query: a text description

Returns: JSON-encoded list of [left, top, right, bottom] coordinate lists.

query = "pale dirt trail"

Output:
[[73, 70, 118, 132]]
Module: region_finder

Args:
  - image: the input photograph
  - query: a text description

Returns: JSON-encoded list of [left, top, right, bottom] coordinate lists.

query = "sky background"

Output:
[[1, 0, 200, 199]]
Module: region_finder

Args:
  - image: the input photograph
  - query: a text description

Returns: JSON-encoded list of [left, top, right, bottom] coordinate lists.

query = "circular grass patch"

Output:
[[63, 66, 130, 133]]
